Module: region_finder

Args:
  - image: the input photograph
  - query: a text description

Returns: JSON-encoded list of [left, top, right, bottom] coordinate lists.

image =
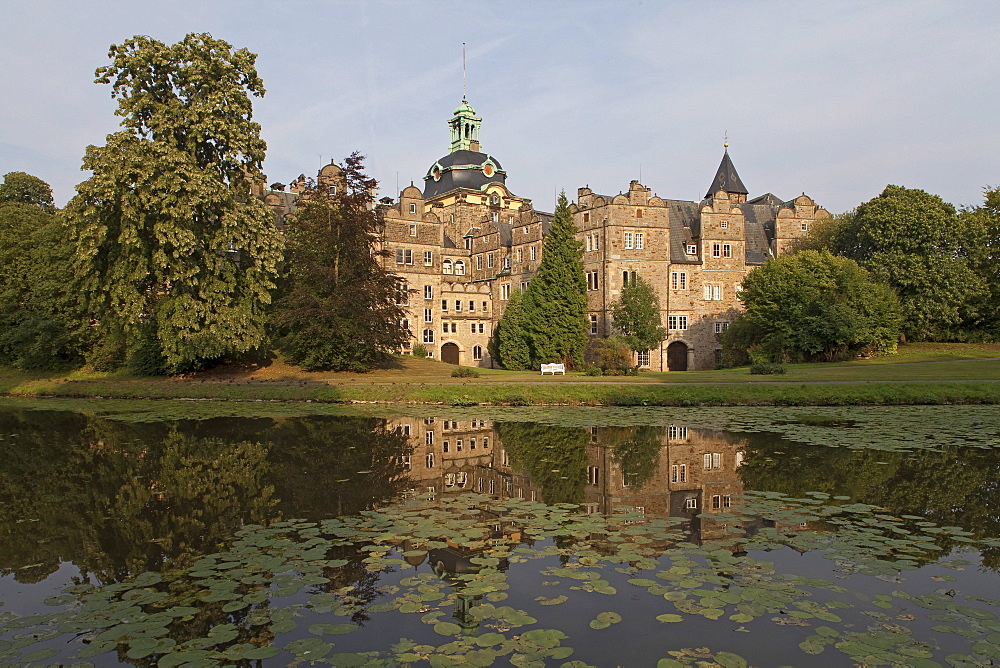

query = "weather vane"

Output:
[[724, 130, 729, 149], [462, 43, 467, 101]]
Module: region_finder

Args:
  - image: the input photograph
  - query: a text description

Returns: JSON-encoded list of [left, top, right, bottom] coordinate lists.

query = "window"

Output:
[[483, 437, 489, 449], [624, 232, 633, 249], [396, 283, 409, 305], [424, 308, 433, 322], [671, 272, 687, 290], [712, 243, 721, 258], [501, 284, 510, 300], [424, 285, 433, 299], [441, 299, 448, 311], [465, 237, 473, 250], [588, 466, 599, 485], [686, 244, 697, 255], [715, 321, 730, 334], [503, 256, 510, 269], [478, 323, 485, 333], [668, 316, 688, 330], [590, 314, 598, 334], [712, 495, 722, 509], [671, 464, 687, 483], [396, 248, 413, 265], [482, 301, 488, 311], [669, 426, 688, 439], [424, 417, 435, 425], [801, 222, 809, 232], [635, 232, 644, 249], [586, 271, 600, 291], [399, 454, 411, 468], [703, 452, 722, 470], [475, 255, 482, 270], [470, 323, 476, 334], [516, 248, 523, 263], [704, 285, 722, 301], [328, 185, 337, 195], [487, 254, 494, 269], [530, 245, 537, 260], [584, 212, 590, 223], [455, 300, 462, 312], [586, 235, 592, 252], [735, 451, 745, 467], [409, 223, 417, 236], [424, 251, 433, 265], [685, 497, 698, 510], [443, 440, 450, 453], [423, 329, 434, 343], [637, 350, 650, 367], [442, 259, 453, 274], [622, 270, 636, 286], [491, 212, 498, 222], [724, 495, 732, 508], [723, 244, 732, 258], [455, 261, 466, 275], [425, 431, 434, 445], [426, 452, 435, 468], [473, 345, 483, 360], [720, 220, 728, 229], [456, 439, 463, 451], [470, 437, 477, 449], [409, 203, 416, 214]]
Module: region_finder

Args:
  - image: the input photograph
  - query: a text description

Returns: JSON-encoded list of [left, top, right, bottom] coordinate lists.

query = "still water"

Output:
[[0, 400, 998, 666]]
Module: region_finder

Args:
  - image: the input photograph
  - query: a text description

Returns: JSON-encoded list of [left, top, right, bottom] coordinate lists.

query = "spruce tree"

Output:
[[521, 191, 588, 368], [490, 288, 531, 370], [271, 154, 408, 371], [66, 34, 284, 374]]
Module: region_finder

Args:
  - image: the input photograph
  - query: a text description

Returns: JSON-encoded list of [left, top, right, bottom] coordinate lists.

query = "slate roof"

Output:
[[422, 150, 507, 199], [740, 202, 779, 265], [664, 199, 701, 264], [705, 150, 748, 198]]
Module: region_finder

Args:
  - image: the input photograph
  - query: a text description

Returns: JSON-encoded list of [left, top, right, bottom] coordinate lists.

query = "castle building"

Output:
[[267, 99, 830, 371]]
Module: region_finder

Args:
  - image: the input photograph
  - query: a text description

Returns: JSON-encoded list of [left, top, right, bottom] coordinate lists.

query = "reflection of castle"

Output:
[[391, 419, 757, 546]]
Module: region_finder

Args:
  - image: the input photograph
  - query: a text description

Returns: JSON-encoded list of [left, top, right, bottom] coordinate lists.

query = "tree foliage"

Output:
[[65, 33, 284, 374], [271, 154, 407, 371], [610, 274, 666, 362], [722, 250, 901, 364], [0, 174, 86, 369], [812, 185, 984, 341], [490, 288, 531, 370], [0, 171, 55, 211], [957, 186, 1000, 339], [521, 192, 588, 368]]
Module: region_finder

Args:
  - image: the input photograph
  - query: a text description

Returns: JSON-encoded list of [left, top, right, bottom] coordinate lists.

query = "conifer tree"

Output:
[[490, 287, 531, 370], [521, 191, 588, 368], [66, 34, 284, 373], [271, 154, 408, 371]]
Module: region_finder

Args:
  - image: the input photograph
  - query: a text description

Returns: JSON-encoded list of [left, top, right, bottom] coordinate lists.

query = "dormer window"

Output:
[[409, 203, 416, 214], [490, 195, 500, 205], [328, 185, 337, 195], [686, 244, 697, 255]]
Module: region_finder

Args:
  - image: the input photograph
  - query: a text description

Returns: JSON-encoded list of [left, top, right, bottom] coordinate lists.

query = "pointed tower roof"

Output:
[[705, 149, 748, 198]]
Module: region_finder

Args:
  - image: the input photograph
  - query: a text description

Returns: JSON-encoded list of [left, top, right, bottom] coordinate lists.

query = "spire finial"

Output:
[[724, 129, 729, 149], [462, 43, 467, 101]]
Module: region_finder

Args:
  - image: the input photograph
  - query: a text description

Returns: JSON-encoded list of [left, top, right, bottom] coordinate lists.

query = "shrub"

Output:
[[584, 367, 603, 376], [411, 343, 428, 358], [584, 336, 632, 374], [451, 366, 480, 378], [750, 363, 785, 375]]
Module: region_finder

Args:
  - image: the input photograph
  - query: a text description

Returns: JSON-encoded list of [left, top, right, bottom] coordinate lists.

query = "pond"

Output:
[[0, 399, 999, 666]]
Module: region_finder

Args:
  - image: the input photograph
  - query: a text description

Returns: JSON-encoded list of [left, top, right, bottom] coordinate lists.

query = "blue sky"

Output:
[[2, 0, 997, 213]]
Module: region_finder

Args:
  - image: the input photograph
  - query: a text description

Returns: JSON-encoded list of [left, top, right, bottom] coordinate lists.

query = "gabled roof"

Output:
[[705, 150, 748, 198]]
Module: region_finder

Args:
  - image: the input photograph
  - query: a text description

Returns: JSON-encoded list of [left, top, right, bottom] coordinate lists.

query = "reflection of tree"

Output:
[[738, 435, 1000, 568], [264, 416, 411, 519], [0, 409, 275, 583], [600, 426, 663, 490], [495, 423, 587, 505]]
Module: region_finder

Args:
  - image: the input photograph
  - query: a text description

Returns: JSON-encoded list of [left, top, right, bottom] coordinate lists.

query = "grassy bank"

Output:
[[1, 343, 997, 406]]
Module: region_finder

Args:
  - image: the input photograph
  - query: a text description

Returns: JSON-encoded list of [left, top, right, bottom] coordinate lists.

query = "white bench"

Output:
[[540, 363, 565, 375]]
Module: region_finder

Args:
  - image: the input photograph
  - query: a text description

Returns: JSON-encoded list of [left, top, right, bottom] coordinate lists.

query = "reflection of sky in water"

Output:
[[0, 403, 998, 665]]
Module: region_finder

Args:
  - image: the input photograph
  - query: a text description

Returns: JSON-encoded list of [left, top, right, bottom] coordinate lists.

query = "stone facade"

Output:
[[262, 100, 830, 370]]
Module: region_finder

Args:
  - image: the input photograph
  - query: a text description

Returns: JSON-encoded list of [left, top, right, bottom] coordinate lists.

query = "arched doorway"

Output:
[[667, 341, 688, 371], [441, 342, 460, 365]]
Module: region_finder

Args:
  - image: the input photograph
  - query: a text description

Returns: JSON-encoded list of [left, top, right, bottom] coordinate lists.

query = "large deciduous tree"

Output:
[[958, 186, 1000, 339], [0, 173, 86, 369], [270, 154, 408, 371], [66, 34, 284, 374], [816, 185, 983, 341], [521, 192, 588, 368], [722, 250, 901, 364], [610, 274, 666, 366]]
